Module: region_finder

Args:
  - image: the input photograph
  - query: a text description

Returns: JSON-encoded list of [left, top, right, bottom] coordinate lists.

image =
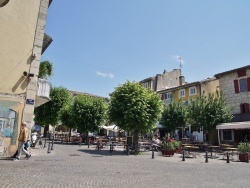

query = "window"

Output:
[[179, 89, 185, 98], [223, 130, 232, 140], [189, 86, 196, 96], [165, 93, 171, 100], [239, 78, 248, 92], [240, 103, 249, 113], [234, 77, 250, 93]]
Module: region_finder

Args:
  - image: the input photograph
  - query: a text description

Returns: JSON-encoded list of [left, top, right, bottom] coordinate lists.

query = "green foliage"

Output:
[[108, 81, 163, 132], [34, 87, 72, 126], [162, 140, 180, 150], [60, 100, 75, 129], [237, 142, 250, 153], [71, 94, 107, 133], [38, 61, 53, 79], [188, 92, 234, 131], [160, 100, 188, 132]]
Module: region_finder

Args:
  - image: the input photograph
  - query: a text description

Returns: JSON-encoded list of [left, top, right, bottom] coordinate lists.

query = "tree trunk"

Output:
[[86, 131, 89, 145], [133, 129, 139, 152]]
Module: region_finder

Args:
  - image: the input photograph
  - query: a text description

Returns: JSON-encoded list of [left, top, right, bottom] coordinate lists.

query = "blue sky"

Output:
[[42, 0, 250, 98]]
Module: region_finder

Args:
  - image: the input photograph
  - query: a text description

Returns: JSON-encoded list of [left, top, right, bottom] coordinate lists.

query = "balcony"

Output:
[[35, 79, 52, 107]]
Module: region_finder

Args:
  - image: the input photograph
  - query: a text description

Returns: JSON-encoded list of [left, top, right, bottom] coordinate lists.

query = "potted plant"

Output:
[[237, 142, 250, 162], [161, 140, 181, 156], [173, 141, 182, 153]]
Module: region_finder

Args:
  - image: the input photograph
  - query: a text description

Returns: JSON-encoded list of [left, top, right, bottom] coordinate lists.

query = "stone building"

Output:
[[0, 0, 53, 155], [139, 69, 183, 91], [215, 65, 250, 144]]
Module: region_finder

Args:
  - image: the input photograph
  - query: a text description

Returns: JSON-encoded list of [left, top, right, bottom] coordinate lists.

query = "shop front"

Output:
[[216, 121, 250, 145]]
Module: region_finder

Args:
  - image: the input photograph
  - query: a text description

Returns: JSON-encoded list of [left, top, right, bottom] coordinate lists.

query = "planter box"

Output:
[[162, 149, 175, 156], [239, 153, 250, 162], [175, 147, 182, 153]]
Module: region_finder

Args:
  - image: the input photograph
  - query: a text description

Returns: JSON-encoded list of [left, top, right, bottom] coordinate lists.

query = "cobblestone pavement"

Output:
[[0, 142, 249, 188]]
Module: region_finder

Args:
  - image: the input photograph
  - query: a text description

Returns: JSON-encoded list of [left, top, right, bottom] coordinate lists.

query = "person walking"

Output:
[[13, 122, 31, 161]]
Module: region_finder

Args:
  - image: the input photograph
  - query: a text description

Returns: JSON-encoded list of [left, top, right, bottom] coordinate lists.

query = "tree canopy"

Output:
[[160, 100, 188, 132], [71, 94, 107, 133], [108, 81, 163, 132], [188, 92, 234, 131], [108, 81, 163, 150], [38, 61, 53, 79], [34, 87, 72, 126]]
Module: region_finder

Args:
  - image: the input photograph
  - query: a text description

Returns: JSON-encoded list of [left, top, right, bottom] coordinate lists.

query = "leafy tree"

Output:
[[188, 92, 234, 132], [34, 87, 72, 126], [160, 100, 188, 133], [108, 81, 163, 151], [60, 98, 75, 136], [71, 94, 107, 138], [38, 61, 53, 79]]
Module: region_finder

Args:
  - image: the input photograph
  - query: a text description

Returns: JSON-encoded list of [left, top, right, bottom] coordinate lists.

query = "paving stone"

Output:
[[0, 142, 249, 188]]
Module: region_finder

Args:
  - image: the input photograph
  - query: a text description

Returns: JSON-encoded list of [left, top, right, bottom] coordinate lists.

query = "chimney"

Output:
[[179, 76, 185, 86]]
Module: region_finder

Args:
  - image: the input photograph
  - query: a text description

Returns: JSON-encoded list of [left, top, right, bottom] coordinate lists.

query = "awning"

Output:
[[216, 121, 250, 130]]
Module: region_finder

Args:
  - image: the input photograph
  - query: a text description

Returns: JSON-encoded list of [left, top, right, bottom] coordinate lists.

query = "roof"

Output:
[[216, 121, 250, 130], [214, 64, 250, 78], [49, 0, 53, 7], [68, 90, 108, 100], [42, 33, 53, 54]]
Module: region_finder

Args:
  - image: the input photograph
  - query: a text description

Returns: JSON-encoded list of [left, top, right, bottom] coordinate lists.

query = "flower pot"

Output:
[[239, 153, 250, 162], [162, 149, 175, 156], [175, 147, 182, 153]]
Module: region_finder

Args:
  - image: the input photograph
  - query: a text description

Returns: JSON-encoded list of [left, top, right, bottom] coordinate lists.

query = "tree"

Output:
[[160, 100, 188, 133], [71, 94, 107, 137], [108, 81, 163, 151], [188, 92, 234, 132], [38, 61, 53, 79], [34, 87, 72, 127], [60, 99, 75, 136]]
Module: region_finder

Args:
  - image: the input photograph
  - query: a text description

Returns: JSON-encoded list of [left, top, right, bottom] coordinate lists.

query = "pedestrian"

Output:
[[13, 122, 31, 161], [11, 141, 29, 158]]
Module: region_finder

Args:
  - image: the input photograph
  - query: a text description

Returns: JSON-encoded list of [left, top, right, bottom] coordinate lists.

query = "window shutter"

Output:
[[240, 104, 244, 113], [234, 80, 239, 93], [247, 77, 250, 91], [244, 103, 249, 113], [237, 69, 246, 77]]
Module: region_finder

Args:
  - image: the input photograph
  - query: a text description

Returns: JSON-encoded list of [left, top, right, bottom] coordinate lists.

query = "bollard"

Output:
[[205, 151, 208, 163], [51, 140, 54, 150], [44, 137, 47, 148], [182, 150, 185, 161], [246, 153, 249, 163], [110, 144, 113, 153], [88, 142, 90, 148], [226, 152, 230, 163], [97, 141, 100, 151], [47, 142, 51, 153], [127, 146, 130, 156], [152, 150, 154, 159]]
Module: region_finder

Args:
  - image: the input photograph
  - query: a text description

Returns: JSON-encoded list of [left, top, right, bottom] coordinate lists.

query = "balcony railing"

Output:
[[35, 79, 52, 107]]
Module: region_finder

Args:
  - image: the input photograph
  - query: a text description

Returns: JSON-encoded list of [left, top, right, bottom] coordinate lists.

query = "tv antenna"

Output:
[[179, 56, 183, 69]]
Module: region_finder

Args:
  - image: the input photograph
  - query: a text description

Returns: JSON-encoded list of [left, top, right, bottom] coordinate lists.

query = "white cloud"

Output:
[[96, 71, 114, 78], [171, 55, 185, 68]]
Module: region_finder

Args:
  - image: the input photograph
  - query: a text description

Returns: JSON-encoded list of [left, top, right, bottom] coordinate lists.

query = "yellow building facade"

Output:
[[0, 0, 52, 155], [158, 78, 219, 142]]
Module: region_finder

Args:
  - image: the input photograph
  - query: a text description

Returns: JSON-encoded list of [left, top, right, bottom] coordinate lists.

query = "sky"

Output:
[[42, 0, 250, 98]]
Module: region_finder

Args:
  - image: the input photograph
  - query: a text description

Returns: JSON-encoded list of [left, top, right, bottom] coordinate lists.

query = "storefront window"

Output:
[[223, 129, 232, 140]]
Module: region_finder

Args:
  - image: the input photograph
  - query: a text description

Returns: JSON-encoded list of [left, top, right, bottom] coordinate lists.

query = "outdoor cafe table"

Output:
[[220, 144, 231, 149], [223, 147, 238, 158], [208, 145, 220, 159], [183, 145, 199, 158]]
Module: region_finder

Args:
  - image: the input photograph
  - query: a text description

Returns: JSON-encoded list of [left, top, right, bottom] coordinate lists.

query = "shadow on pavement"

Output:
[[77, 149, 129, 156]]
